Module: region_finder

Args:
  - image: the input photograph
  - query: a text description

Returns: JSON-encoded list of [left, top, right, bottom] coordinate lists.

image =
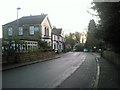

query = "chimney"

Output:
[[41, 13, 44, 15]]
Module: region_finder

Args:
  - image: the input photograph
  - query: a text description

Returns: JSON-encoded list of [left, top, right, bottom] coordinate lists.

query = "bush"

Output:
[[38, 40, 51, 49], [75, 46, 83, 51], [27, 47, 39, 53]]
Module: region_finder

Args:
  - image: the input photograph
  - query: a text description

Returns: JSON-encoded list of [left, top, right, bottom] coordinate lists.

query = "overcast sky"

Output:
[[0, 0, 98, 38]]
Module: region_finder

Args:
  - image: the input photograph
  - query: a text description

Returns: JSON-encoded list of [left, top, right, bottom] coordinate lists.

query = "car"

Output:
[[83, 48, 88, 52]]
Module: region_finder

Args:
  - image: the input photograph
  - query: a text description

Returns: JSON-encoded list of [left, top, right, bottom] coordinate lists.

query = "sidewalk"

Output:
[[2, 53, 66, 71], [93, 53, 119, 88]]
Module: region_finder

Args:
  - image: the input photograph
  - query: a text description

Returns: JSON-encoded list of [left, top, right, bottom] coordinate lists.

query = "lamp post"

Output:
[[16, 7, 21, 53], [17, 7, 21, 26]]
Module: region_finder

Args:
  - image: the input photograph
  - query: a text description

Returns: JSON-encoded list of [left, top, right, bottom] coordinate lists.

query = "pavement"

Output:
[[93, 53, 120, 89]]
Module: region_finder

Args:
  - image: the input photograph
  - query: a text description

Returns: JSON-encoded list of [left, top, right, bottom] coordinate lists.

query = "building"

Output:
[[2, 14, 52, 51], [80, 32, 87, 44], [52, 27, 65, 53]]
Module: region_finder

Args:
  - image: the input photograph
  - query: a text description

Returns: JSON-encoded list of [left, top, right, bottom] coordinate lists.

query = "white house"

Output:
[[52, 27, 65, 53]]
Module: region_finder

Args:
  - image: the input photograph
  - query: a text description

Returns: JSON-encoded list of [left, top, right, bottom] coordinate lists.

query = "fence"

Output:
[[103, 51, 120, 68]]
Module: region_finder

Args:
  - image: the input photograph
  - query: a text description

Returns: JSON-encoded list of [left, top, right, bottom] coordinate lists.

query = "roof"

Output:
[[52, 28, 62, 35], [3, 14, 47, 26]]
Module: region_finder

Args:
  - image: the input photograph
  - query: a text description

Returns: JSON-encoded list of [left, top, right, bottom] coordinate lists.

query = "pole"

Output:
[[17, 7, 21, 26], [17, 9, 18, 26]]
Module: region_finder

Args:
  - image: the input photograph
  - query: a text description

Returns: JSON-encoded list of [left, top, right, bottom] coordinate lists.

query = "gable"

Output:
[[41, 16, 52, 29]]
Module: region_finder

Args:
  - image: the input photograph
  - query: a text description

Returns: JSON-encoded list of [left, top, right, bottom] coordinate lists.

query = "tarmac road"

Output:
[[2, 52, 97, 88]]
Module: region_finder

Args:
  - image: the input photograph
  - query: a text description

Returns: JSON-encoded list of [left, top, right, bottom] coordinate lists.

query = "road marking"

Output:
[[94, 57, 100, 89], [73, 53, 78, 56], [54, 53, 86, 88]]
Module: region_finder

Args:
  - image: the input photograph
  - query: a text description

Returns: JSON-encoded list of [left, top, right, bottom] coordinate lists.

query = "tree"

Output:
[[85, 19, 100, 51], [65, 33, 76, 50], [65, 32, 84, 51], [74, 32, 82, 43], [92, 2, 120, 53]]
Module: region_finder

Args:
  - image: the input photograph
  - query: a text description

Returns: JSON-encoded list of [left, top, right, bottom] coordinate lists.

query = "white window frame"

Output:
[[55, 35, 57, 41], [8, 27, 13, 36], [18, 27, 23, 35], [29, 26, 34, 35]]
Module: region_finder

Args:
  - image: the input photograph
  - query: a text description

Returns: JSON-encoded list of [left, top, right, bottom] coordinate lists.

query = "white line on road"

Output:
[[94, 57, 100, 89], [53, 54, 86, 88]]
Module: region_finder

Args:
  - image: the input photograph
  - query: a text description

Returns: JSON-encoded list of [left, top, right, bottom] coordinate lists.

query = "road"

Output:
[[3, 52, 97, 88]]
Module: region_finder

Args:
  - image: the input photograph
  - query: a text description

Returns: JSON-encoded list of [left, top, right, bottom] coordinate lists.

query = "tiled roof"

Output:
[[52, 28, 62, 35], [3, 14, 47, 26]]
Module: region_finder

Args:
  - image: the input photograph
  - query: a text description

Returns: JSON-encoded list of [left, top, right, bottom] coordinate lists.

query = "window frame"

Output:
[[8, 27, 13, 36], [34, 26, 39, 31], [29, 26, 34, 35], [18, 27, 23, 35]]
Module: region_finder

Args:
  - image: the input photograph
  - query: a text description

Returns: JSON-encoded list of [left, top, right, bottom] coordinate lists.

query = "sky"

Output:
[[0, 0, 98, 38]]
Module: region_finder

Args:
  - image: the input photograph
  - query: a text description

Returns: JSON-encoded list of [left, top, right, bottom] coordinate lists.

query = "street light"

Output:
[[17, 7, 21, 26]]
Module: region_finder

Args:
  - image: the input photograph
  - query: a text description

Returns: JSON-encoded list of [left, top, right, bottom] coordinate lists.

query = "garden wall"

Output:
[[2, 51, 55, 65]]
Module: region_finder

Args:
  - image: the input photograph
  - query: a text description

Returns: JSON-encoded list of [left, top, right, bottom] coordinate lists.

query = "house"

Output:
[[2, 14, 52, 51], [52, 27, 65, 53]]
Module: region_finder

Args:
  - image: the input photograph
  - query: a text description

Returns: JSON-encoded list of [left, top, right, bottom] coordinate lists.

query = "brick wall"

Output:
[[2, 51, 55, 65]]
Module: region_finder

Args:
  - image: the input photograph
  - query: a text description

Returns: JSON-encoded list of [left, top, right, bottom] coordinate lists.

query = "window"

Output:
[[44, 27, 50, 37], [44, 27, 47, 36], [29, 26, 34, 35], [58, 36, 60, 40], [55, 35, 57, 40], [18, 27, 23, 35], [54, 35, 55, 40], [47, 28, 49, 36], [54, 44, 56, 49], [59, 44, 61, 49], [34, 27, 39, 31], [8, 27, 13, 36]]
